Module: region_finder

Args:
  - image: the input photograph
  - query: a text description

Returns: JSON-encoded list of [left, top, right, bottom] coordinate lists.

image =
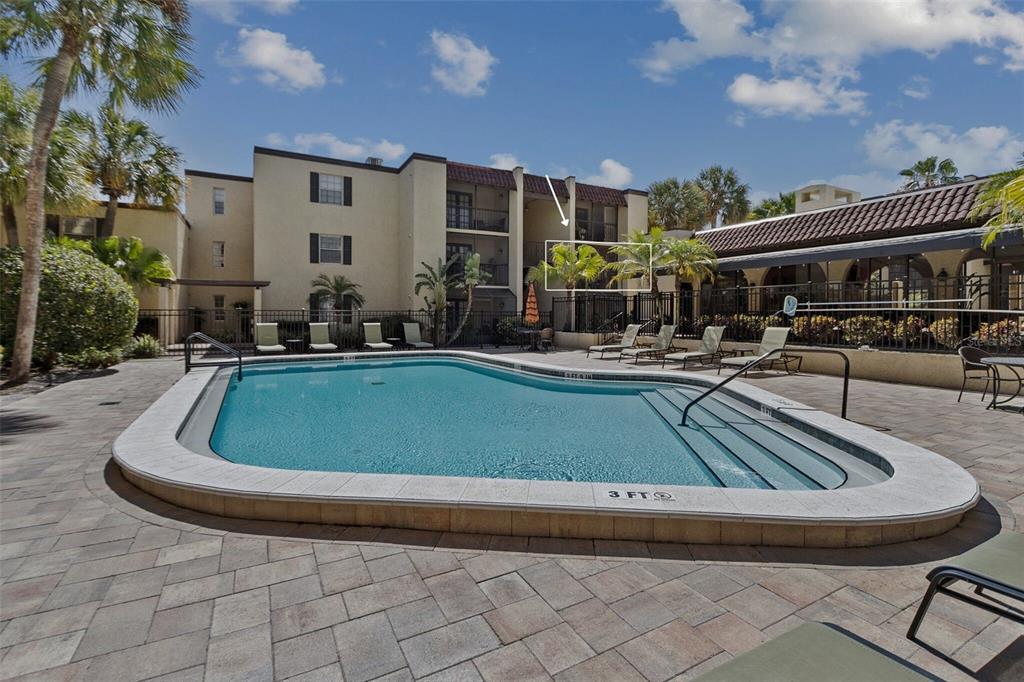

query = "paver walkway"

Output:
[[1, 354, 1022, 681]]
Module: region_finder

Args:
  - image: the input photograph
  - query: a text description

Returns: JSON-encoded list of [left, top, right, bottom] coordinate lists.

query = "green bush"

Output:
[[840, 315, 892, 346], [60, 347, 123, 369], [928, 316, 961, 349], [0, 245, 138, 364], [791, 315, 838, 342], [124, 334, 164, 358]]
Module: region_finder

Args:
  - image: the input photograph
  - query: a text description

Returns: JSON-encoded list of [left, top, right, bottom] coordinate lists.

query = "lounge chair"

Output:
[[587, 324, 641, 358], [308, 322, 338, 352], [402, 322, 433, 349], [662, 326, 725, 369], [907, 532, 1024, 643], [362, 322, 393, 351], [718, 326, 801, 375], [694, 622, 929, 681], [619, 325, 676, 364], [255, 323, 286, 354]]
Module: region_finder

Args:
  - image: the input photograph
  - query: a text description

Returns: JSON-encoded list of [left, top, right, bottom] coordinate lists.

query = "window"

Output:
[[319, 234, 342, 263], [62, 216, 97, 240], [212, 241, 225, 268], [310, 233, 351, 264], [213, 295, 225, 321], [446, 191, 472, 229], [213, 188, 225, 214], [319, 173, 345, 205]]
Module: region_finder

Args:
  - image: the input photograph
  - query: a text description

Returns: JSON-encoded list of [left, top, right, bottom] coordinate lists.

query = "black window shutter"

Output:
[[309, 172, 320, 203], [343, 236, 352, 265], [45, 214, 59, 236], [309, 233, 319, 263], [343, 176, 352, 206], [95, 218, 106, 236]]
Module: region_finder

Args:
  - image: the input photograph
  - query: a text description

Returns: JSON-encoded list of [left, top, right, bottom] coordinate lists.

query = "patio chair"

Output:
[[718, 327, 801, 375], [957, 346, 995, 402], [307, 322, 338, 352], [362, 322, 393, 351], [662, 326, 726, 369], [694, 622, 929, 681], [539, 327, 554, 351], [254, 323, 286, 354], [907, 532, 1024, 643], [619, 325, 676, 364], [587, 324, 641, 358], [402, 322, 434, 349]]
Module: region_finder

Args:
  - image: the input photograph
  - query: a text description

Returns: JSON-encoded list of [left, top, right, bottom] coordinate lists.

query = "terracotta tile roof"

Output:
[[446, 162, 516, 189], [523, 173, 568, 198], [445, 162, 628, 205], [576, 182, 627, 206], [699, 179, 989, 257]]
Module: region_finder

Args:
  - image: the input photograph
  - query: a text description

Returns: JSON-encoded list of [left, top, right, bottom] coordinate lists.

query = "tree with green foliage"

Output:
[[696, 166, 750, 229], [0, 76, 91, 246], [1, 0, 199, 384], [70, 105, 184, 236], [665, 236, 718, 323], [647, 177, 706, 232], [88, 236, 175, 290], [310, 273, 366, 310], [448, 252, 491, 346], [606, 227, 674, 323], [899, 156, 959, 190], [526, 242, 607, 292], [971, 154, 1024, 248], [747, 192, 795, 220], [415, 256, 460, 346]]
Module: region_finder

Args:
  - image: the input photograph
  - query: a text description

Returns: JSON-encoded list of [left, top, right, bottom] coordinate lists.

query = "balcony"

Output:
[[576, 221, 617, 243], [447, 206, 509, 233], [480, 263, 509, 286]]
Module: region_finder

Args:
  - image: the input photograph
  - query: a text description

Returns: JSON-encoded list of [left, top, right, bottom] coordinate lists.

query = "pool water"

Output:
[[209, 358, 848, 489]]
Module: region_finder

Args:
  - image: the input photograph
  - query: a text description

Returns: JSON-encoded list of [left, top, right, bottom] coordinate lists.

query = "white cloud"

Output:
[[581, 159, 634, 188], [489, 153, 526, 171], [196, 0, 299, 25], [900, 75, 931, 100], [863, 120, 1024, 176], [230, 28, 326, 92], [264, 132, 287, 146], [974, 54, 993, 65], [727, 73, 866, 117], [289, 133, 407, 162], [640, 0, 1024, 118], [429, 30, 498, 97]]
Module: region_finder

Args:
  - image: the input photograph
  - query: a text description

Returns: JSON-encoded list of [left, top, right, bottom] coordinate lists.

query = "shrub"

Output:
[[928, 316, 961, 349], [840, 315, 892, 346], [495, 317, 523, 345], [0, 245, 138, 364], [60, 347, 123, 369], [970, 318, 1024, 348], [124, 334, 164, 358], [892, 315, 927, 343], [728, 314, 770, 341], [791, 315, 838, 342]]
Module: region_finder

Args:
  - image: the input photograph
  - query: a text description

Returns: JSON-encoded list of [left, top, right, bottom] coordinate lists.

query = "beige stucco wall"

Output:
[[184, 173, 254, 310], [398, 157, 448, 309]]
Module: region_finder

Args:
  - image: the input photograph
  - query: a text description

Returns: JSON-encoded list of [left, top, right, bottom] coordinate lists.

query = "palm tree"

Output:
[[607, 228, 673, 322], [2, 0, 199, 384], [665, 237, 718, 325], [310, 274, 366, 311], [71, 105, 184, 236], [647, 177, 706, 232], [448, 252, 491, 346], [899, 156, 960, 190], [415, 256, 460, 346], [90, 236, 175, 290], [747, 192, 795, 220], [526, 243, 606, 292], [0, 76, 91, 246], [696, 166, 750, 229], [971, 154, 1024, 248]]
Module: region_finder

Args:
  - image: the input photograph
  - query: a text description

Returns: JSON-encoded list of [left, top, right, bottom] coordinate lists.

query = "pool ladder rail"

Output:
[[184, 332, 244, 380]]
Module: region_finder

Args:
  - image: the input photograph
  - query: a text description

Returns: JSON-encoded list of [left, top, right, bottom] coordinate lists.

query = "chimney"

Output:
[[794, 183, 861, 213], [365, 157, 383, 166]]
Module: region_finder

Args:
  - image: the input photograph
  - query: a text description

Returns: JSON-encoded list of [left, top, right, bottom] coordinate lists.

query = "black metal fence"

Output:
[[137, 308, 552, 355], [551, 294, 676, 335]]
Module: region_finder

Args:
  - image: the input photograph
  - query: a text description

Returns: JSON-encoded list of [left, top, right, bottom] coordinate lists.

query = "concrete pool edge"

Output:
[[113, 351, 980, 548]]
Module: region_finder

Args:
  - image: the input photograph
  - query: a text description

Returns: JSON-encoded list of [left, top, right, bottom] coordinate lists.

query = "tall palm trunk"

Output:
[[102, 196, 119, 237], [448, 287, 474, 346], [2, 202, 17, 246], [9, 34, 79, 384]]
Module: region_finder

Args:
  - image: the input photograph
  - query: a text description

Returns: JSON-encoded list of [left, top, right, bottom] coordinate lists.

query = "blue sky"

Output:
[[8, 1, 1024, 203]]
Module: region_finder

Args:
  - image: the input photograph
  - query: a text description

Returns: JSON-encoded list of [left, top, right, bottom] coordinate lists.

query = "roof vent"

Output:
[[963, 174, 978, 181], [794, 183, 861, 213], [365, 157, 383, 166]]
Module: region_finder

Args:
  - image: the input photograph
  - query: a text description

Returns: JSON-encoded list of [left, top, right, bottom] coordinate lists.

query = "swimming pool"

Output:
[[201, 357, 875, 490]]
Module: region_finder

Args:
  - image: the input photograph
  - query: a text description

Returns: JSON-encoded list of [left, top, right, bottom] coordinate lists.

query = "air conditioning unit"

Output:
[[365, 157, 383, 166]]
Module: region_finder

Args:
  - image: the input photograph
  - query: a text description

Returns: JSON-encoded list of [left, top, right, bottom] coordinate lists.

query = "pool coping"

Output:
[[113, 351, 980, 547]]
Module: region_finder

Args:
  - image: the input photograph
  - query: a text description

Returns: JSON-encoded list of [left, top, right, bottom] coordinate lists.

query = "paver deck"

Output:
[[1, 353, 1022, 681]]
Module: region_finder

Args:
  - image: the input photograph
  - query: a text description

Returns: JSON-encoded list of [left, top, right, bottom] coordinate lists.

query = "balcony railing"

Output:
[[479, 263, 509, 286], [446, 206, 509, 233], [576, 221, 617, 242]]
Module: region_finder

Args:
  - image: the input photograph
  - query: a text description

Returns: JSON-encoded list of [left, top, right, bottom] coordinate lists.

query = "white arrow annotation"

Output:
[[545, 175, 570, 227]]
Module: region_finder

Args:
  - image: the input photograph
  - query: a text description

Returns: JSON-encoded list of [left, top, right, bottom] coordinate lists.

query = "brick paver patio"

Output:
[[1, 353, 1022, 681]]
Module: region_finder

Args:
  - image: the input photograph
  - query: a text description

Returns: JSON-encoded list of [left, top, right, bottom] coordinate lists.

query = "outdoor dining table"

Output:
[[980, 356, 1024, 413], [517, 328, 540, 351]]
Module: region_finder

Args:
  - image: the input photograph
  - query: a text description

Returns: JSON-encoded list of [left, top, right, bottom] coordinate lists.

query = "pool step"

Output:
[[639, 391, 766, 489], [657, 389, 842, 490]]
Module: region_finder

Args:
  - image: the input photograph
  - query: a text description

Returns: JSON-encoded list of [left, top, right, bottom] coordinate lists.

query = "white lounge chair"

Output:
[[402, 322, 433, 349], [255, 322, 286, 354], [308, 322, 338, 352], [362, 322, 393, 351], [662, 326, 725, 369], [718, 326, 801, 374], [619, 325, 676, 364], [587, 324, 641, 358]]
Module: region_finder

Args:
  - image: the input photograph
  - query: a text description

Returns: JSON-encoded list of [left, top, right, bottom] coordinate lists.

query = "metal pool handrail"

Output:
[[184, 332, 243, 380], [679, 348, 850, 425]]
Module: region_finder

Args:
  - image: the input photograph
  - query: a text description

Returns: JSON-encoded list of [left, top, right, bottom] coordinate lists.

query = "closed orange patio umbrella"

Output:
[[525, 282, 540, 325]]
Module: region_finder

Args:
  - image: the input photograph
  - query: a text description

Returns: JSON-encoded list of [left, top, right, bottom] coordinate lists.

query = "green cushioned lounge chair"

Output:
[[907, 532, 1024, 642], [695, 622, 930, 682], [662, 326, 725, 369], [619, 325, 676, 364], [718, 326, 801, 375], [587, 324, 641, 358], [402, 322, 434, 349], [308, 322, 338, 352], [255, 323, 286, 354], [362, 322, 393, 351]]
